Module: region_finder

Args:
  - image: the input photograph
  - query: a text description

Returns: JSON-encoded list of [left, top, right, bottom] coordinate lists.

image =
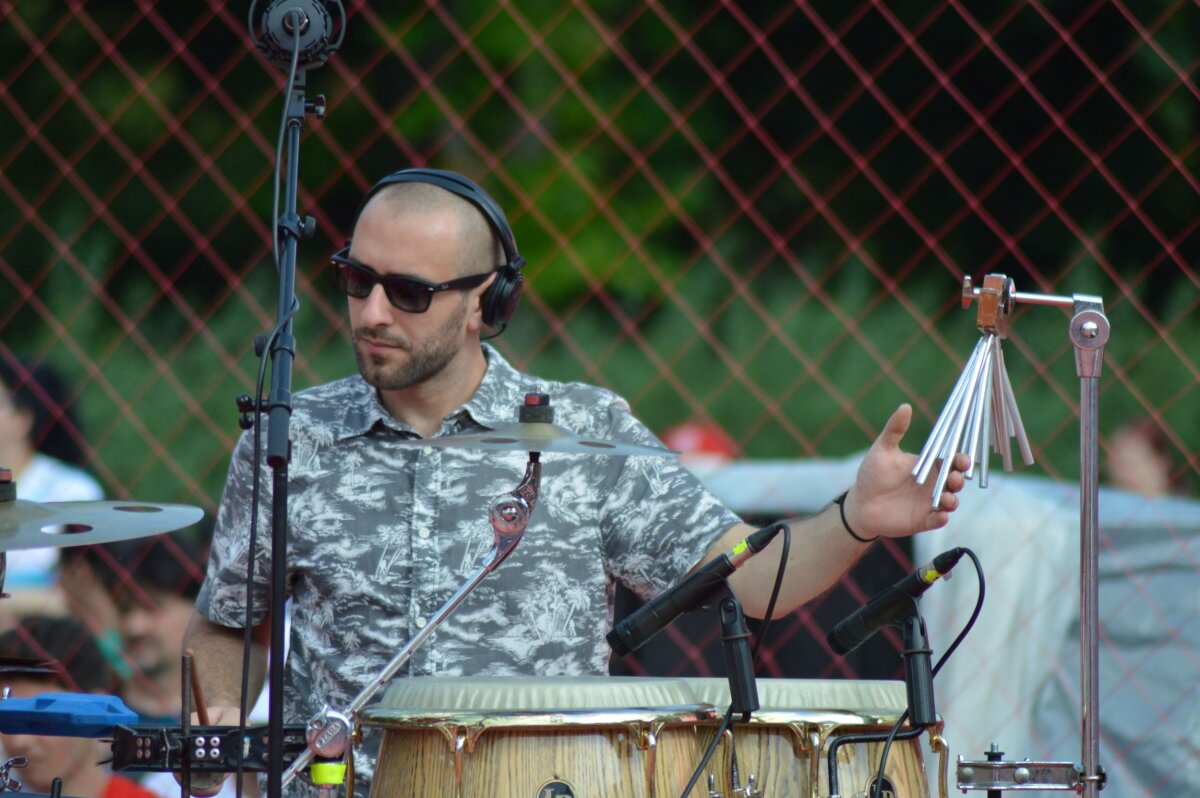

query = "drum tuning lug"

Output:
[[707, 772, 723, 798], [735, 773, 761, 798]]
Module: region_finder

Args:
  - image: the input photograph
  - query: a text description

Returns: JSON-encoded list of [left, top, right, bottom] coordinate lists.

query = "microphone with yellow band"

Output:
[[827, 547, 966, 656], [607, 523, 784, 658]]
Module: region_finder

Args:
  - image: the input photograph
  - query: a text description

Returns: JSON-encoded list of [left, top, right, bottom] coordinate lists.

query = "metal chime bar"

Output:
[[913, 275, 1035, 508]]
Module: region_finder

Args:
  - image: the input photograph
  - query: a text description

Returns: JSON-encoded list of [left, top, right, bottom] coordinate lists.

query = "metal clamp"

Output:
[[0, 756, 25, 792], [957, 757, 1101, 791]]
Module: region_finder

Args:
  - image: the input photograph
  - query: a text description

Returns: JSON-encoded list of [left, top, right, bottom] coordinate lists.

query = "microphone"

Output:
[[826, 547, 965, 656], [251, 0, 345, 71], [607, 523, 784, 657]]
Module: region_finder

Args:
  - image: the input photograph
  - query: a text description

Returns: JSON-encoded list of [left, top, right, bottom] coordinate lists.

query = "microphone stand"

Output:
[[244, 3, 343, 795], [263, 65, 312, 798]]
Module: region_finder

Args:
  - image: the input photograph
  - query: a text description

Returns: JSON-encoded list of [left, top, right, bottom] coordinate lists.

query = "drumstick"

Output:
[[183, 648, 211, 726]]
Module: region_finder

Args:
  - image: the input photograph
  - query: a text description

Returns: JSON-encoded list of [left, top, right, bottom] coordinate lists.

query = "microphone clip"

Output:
[[709, 582, 759, 718], [899, 610, 937, 728]]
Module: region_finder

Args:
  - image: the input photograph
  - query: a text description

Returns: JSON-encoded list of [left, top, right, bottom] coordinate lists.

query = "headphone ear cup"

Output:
[[481, 266, 524, 328]]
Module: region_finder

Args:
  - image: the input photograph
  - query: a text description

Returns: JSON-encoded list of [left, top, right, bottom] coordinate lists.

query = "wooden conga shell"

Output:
[[360, 676, 717, 798], [686, 678, 933, 798]]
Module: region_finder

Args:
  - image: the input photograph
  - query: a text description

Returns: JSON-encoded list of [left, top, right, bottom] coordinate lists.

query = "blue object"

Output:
[[0, 692, 138, 737]]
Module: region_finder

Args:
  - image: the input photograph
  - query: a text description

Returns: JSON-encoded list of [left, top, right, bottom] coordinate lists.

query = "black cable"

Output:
[[270, 11, 303, 273], [678, 522, 791, 798], [869, 546, 985, 798]]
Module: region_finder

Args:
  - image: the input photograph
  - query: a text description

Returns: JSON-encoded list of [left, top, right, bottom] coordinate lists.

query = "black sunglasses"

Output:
[[330, 247, 492, 313]]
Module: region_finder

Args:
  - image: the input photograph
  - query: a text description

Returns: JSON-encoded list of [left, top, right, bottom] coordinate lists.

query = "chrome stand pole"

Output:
[[1070, 299, 1109, 798]]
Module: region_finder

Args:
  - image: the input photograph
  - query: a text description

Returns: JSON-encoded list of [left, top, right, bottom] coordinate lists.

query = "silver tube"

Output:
[[1009, 290, 1075, 308], [914, 337, 986, 482], [962, 340, 995, 480], [929, 336, 991, 506], [978, 371, 993, 489], [991, 345, 1014, 472], [998, 346, 1034, 465]]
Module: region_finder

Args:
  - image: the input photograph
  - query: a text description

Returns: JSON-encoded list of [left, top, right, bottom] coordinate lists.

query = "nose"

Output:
[[2, 732, 36, 758], [357, 283, 395, 327]]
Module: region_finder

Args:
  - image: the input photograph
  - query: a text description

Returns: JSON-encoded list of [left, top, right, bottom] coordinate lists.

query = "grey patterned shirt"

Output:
[[196, 345, 740, 794]]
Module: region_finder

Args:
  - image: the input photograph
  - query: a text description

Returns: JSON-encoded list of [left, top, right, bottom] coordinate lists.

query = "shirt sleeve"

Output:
[[594, 398, 742, 601], [194, 429, 274, 628]]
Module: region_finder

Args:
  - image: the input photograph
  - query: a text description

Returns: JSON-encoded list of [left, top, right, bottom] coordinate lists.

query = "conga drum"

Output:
[[687, 678, 939, 798], [359, 676, 716, 798]]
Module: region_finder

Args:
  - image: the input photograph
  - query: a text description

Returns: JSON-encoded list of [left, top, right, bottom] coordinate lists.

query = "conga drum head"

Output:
[[360, 676, 717, 798]]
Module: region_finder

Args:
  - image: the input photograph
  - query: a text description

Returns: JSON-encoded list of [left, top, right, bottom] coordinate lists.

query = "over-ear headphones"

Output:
[[354, 167, 525, 332]]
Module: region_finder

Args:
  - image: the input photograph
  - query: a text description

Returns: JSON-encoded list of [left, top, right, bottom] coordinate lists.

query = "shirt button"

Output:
[[418, 527, 431, 539], [415, 617, 427, 629], [422, 446, 433, 455]]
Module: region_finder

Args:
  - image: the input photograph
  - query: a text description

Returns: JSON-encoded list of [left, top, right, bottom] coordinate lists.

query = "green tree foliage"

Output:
[[1, 1, 1196, 506]]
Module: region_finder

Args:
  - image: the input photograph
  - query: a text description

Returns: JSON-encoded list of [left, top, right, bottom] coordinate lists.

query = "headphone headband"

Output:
[[351, 167, 525, 331]]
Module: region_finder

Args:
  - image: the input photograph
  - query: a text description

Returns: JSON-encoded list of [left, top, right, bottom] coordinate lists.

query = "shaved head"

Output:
[[360, 181, 502, 277]]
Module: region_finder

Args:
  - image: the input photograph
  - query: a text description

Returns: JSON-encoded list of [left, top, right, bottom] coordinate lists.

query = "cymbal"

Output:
[[0, 656, 56, 677], [0, 500, 204, 552], [404, 421, 680, 457]]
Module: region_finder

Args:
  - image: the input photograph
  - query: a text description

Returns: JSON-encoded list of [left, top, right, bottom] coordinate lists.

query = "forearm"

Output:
[[183, 611, 268, 713], [716, 502, 867, 618], [702, 403, 967, 620]]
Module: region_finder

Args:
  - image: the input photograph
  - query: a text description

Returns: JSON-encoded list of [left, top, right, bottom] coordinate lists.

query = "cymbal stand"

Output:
[[0, 469, 13, 601], [917, 274, 1109, 796], [280, 452, 542, 790]]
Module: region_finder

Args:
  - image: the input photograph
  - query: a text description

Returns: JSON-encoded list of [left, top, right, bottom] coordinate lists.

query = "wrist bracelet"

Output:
[[833, 490, 877, 543]]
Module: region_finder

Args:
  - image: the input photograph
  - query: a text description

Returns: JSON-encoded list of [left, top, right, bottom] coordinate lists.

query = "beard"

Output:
[[352, 296, 469, 391]]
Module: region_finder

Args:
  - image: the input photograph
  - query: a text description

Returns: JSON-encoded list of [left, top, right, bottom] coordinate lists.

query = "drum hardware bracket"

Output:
[[825, 725, 926, 798], [928, 726, 951, 798], [110, 723, 309, 773], [731, 772, 760, 797], [956, 756, 1105, 792]]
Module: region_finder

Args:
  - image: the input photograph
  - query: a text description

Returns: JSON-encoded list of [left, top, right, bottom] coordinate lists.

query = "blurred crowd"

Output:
[[0, 353, 251, 797]]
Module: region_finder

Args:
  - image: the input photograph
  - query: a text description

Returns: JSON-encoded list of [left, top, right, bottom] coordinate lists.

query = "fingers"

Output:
[[876, 403, 913, 451]]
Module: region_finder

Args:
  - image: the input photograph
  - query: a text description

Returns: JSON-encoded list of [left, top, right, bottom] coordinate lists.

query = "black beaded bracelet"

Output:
[[833, 490, 877, 543]]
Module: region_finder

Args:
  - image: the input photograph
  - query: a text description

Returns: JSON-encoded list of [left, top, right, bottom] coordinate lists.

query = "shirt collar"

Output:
[[333, 344, 532, 441], [458, 344, 531, 430]]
